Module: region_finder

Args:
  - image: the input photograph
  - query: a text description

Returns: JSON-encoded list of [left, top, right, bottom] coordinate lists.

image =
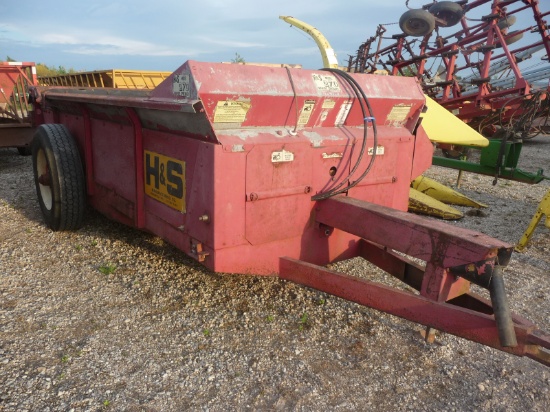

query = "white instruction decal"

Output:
[[271, 150, 294, 163], [335, 101, 352, 126], [312, 73, 341, 92], [368, 146, 385, 156], [298, 100, 316, 125], [322, 152, 344, 159]]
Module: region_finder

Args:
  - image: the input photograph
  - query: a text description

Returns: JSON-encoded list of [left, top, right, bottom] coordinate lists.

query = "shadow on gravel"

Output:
[[0, 148, 45, 226]]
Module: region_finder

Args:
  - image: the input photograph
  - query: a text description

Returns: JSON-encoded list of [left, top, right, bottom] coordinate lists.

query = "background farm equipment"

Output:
[[0, 62, 38, 154], [516, 188, 550, 251], [348, 0, 550, 183], [28, 59, 550, 366], [38, 69, 171, 89]]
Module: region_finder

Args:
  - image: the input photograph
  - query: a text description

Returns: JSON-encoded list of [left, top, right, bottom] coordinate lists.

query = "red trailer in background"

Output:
[[29, 60, 550, 366], [0, 62, 38, 154]]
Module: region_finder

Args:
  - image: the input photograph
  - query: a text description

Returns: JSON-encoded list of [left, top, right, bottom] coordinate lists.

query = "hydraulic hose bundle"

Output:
[[312, 69, 378, 201]]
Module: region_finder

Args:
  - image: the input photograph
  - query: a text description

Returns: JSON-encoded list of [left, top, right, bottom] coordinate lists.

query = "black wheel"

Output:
[[17, 146, 32, 156], [399, 9, 436, 37], [429, 2, 464, 27], [32, 124, 86, 231]]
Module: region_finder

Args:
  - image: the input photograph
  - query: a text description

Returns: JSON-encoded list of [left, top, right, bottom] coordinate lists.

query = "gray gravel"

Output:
[[1, 136, 549, 411]]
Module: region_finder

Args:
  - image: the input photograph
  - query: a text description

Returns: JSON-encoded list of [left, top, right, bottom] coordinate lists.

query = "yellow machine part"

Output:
[[39, 69, 171, 89], [412, 176, 487, 208], [280, 16, 488, 148], [516, 189, 550, 251], [421, 96, 489, 147], [281, 15, 489, 219], [279, 16, 339, 69], [409, 188, 463, 220]]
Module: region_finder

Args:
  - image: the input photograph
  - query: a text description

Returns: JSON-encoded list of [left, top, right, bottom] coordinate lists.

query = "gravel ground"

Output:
[[1, 136, 549, 411]]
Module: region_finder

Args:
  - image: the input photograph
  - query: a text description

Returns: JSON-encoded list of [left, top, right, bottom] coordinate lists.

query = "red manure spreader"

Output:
[[29, 60, 549, 366]]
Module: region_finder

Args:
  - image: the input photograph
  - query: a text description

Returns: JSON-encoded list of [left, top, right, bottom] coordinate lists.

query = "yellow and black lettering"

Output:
[[145, 152, 160, 189], [144, 150, 186, 212], [167, 161, 184, 198]]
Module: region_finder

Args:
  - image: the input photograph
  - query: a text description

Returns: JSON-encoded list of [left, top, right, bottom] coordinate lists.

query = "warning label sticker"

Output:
[[335, 101, 352, 126], [368, 145, 385, 156], [312, 73, 341, 92], [214, 100, 251, 123], [322, 99, 336, 109], [173, 73, 191, 98], [387, 104, 412, 123], [271, 150, 294, 163], [298, 100, 316, 125], [144, 151, 186, 212]]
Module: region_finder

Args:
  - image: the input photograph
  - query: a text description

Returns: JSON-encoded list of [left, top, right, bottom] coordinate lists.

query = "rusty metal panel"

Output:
[[35, 61, 428, 275]]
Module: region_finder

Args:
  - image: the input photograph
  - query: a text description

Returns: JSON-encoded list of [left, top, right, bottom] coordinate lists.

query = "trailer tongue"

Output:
[[30, 60, 550, 366]]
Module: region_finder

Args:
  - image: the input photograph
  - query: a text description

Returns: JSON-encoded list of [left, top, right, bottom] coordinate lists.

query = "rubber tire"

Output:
[[495, 31, 524, 48], [32, 124, 86, 231], [482, 15, 517, 32], [399, 9, 436, 37], [429, 2, 464, 27]]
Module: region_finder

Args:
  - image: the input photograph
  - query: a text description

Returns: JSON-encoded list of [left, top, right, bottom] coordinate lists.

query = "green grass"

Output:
[[98, 264, 117, 275], [299, 313, 309, 330]]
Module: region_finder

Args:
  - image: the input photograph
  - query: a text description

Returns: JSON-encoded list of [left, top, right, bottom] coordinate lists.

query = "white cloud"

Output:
[[194, 36, 265, 49], [0, 1, 408, 69]]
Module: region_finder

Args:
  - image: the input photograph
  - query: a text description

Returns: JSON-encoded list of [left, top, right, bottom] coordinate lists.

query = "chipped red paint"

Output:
[[31, 60, 549, 366]]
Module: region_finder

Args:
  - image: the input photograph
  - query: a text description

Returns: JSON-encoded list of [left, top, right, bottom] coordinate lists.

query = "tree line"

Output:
[[2, 56, 76, 77]]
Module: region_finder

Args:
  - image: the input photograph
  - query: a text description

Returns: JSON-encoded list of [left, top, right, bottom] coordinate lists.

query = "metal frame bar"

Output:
[[276, 194, 549, 365], [348, 0, 550, 130], [279, 256, 550, 366]]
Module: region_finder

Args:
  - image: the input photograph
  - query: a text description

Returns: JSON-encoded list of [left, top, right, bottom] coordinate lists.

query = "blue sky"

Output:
[[0, 1, 405, 71], [0, 1, 546, 73]]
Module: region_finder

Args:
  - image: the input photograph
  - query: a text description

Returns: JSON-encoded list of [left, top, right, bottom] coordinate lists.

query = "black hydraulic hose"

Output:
[[329, 70, 379, 189], [312, 69, 378, 200], [312, 70, 370, 200]]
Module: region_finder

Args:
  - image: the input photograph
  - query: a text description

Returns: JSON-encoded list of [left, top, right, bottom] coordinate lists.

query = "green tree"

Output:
[[231, 53, 245, 63], [35, 63, 76, 77]]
